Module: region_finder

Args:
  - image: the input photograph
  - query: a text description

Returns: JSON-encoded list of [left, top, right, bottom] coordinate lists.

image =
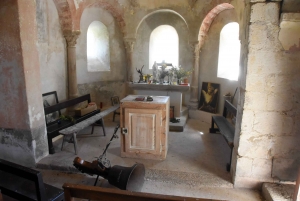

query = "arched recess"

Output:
[[189, 3, 235, 111], [76, 6, 127, 84], [73, 0, 126, 34], [52, 0, 126, 34], [136, 9, 189, 39], [134, 10, 191, 81]]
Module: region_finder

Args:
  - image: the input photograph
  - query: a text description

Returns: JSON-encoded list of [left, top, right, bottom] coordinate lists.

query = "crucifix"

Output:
[[156, 60, 173, 69]]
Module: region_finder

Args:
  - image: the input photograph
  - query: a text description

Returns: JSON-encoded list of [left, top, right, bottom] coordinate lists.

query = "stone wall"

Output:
[[232, 1, 300, 188], [0, 0, 48, 166], [39, 0, 67, 102]]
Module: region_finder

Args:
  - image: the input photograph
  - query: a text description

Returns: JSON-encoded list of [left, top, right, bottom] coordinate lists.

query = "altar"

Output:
[[120, 95, 169, 160], [127, 82, 190, 117]]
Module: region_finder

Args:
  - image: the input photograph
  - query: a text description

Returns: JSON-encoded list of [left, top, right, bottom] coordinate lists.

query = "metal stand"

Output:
[[94, 124, 120, 186]]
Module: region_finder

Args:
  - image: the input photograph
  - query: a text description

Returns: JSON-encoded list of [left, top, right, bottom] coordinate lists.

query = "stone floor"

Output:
[[37, 117, 264, 201]]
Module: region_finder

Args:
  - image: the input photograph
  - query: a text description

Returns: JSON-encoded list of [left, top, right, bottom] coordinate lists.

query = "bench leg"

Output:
[[209, 117, 219, 133], [91, 119, 106, 136], [113, 112, 116, 122], [61, 133, 78, 154], [47, 136, 55, 154], [73, 133, 78, 155], [226, 148, 233, 172], [101, 118, 106, 136], [91, 125, 95, 134], [61, 135, 67, 151]]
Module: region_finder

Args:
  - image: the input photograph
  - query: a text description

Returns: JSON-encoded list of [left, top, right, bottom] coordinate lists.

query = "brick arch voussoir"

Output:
[[52, 0, 73, 32], [198, 3, 234, 48]]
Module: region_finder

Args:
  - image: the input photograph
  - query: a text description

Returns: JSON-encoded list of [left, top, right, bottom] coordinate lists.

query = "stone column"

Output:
[[188, 41, 200, 109], [124, 38, 135, 82], [64, 30, 81, 99]]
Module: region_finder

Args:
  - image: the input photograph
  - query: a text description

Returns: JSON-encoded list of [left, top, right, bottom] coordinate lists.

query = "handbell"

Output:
[[107, 163, 145, 192], [73, 157, 145, 192]]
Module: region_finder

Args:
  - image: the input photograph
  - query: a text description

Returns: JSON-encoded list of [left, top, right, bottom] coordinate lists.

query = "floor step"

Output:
[[262, 183, 295, 201], [169, 113, 188, 132], [180, 106, 188, 116], [146, 169, 232, 188]]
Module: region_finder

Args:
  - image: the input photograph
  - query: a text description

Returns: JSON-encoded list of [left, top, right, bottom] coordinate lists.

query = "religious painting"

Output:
[[111, 96, 120, 105], [199, 82, 220, 114]]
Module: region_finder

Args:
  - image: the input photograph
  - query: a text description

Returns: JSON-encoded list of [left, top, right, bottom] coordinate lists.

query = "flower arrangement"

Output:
[[159, 64, 169, 79], [145, 74, 152, 79], [170, 66, 193, 80]]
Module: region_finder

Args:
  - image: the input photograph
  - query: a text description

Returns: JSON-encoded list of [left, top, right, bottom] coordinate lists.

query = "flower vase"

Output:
[[183, 78, 189, 84], [177, 78, 181, 85]]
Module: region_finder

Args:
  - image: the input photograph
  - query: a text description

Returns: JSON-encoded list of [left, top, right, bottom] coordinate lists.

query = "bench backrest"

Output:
[[0, 159, 46, 201], [62, 183, 224, 201], [223, 100, 237, 118], [44, 94, 91, 116]]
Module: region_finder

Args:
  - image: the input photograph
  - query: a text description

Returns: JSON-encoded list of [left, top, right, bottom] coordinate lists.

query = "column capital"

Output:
[[189, 41, 200, 57], [64, 30, 81, 47], [124, 37, 136, 52]]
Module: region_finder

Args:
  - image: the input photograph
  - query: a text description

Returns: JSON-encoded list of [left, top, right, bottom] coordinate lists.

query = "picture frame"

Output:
[[42, 91, 61, 124], [111, 96, 120, 105], [199, 82, 220, 114]]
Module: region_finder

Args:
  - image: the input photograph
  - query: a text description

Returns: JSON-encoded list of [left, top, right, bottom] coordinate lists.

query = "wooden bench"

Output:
[[59, 105, 120, 154], [43, 93, 105, 154], [209, 100, 237, 172], [0, 159, 64, 201], [62, 183, 223, 201]]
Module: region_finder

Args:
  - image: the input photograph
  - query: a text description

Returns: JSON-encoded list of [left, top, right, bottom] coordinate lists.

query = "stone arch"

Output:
[[136, 9, 189, 39], [198, 3, 234, 48], [74, 0, 126, 34], [133, 10, 192, 81], [52, 0, 74, 32]]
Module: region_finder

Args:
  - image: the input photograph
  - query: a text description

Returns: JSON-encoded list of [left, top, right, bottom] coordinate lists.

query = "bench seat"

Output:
[[59, 105, 120, 154], [209, 100, 237, 172], [210, 116, 234, 148]]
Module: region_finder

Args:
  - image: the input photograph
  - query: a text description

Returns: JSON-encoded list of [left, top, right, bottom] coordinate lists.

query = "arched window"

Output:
[[87, 21, 110, 72], [217, 22, 240, 81], [149, 25, 179, 69]]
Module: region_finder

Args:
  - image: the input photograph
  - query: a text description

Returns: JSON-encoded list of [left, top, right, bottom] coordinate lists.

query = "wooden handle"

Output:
[[73, 157, 107, 176]]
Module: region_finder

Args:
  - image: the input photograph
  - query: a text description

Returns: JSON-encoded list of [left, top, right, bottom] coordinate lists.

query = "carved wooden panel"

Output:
[[124, 108, 161, 155], [120, 95, 169, 160]]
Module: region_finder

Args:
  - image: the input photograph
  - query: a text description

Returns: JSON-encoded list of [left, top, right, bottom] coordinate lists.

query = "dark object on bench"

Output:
[[209, 100, 237, 172], [0, 159, 64, 201], [43, 93, 104, 154]]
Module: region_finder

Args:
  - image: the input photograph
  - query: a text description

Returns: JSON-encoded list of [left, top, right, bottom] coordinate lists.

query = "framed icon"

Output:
[[199, 82, 220, 114]]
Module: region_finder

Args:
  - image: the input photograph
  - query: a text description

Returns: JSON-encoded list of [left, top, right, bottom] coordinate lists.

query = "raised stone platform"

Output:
[[169, 106, 188, 132], [128, 82, 190, 92], [262, 183, 295, 201]]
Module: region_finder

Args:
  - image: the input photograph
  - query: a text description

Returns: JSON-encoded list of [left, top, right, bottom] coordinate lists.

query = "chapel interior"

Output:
[[0, 0, 300, 200]]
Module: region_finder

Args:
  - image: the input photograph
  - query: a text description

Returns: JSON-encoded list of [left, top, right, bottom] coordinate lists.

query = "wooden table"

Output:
[[120, 95, 169, 160]]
